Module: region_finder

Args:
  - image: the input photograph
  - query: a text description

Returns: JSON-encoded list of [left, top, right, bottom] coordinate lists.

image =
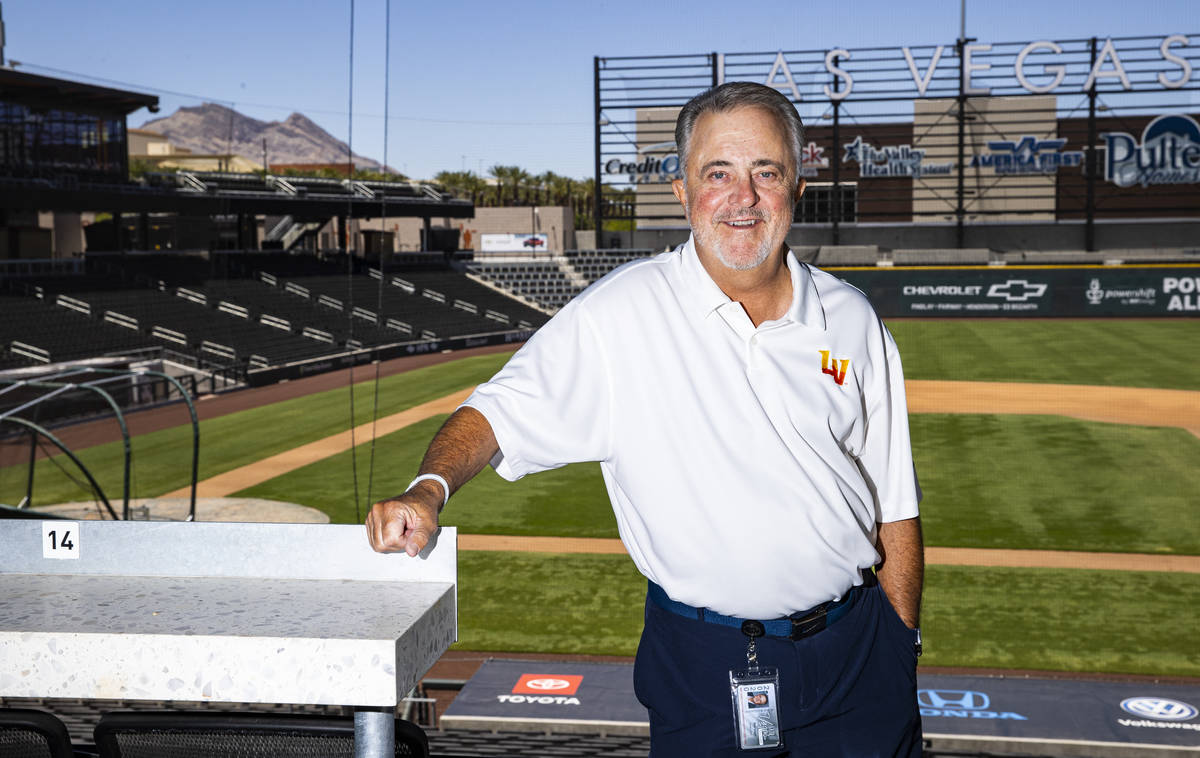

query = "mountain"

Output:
[[138, 103, 384, 172]]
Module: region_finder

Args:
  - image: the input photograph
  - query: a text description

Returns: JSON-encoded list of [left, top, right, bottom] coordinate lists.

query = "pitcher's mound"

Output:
[[37, 497, 330, 523]]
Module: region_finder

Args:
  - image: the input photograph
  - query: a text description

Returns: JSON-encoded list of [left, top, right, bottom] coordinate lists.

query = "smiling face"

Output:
[[672, 106, 805, 273]]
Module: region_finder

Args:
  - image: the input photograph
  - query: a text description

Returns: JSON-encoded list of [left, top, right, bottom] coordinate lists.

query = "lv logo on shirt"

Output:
[[818, 350, 850, 386]]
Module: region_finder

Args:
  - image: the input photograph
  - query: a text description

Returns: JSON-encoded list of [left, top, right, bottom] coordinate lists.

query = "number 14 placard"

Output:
[[42, 521, 80, 559]]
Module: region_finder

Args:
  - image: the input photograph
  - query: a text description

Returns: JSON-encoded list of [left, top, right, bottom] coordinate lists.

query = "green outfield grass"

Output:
[[913, 414, 1200, 555], [888, 319, 1200, 390], [0, 353, 511, 507], [921, 565, 1200, 675], [455, 552, 1200, 677], [7, 319, 1196, 510], [236, 411, 1200, 556], [236, 415, 618, 533]]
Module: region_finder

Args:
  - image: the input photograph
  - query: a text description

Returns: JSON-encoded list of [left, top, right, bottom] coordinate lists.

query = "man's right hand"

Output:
[[366, 480, 443, 556]]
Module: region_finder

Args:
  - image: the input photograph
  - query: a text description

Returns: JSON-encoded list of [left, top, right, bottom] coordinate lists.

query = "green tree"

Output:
[[489, 165, 534, 206]]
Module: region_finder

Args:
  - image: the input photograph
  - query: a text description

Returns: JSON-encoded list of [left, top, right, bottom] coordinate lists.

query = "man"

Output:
[[367, 81, 923, 756]]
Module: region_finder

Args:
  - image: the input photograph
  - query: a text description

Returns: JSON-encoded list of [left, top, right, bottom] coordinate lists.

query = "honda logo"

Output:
[[918, 689, 990, 710]]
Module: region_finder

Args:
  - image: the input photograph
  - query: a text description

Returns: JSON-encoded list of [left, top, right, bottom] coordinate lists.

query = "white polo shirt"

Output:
[[463, 236, 920, 619]]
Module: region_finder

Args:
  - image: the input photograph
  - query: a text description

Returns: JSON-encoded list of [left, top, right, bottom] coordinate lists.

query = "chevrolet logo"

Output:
[[987, 279, 1047, 302]]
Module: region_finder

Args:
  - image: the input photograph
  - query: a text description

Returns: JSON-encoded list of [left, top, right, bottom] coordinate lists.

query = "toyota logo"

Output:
[[1120, 697, 1198, 721], [524, 678, 572, 691]]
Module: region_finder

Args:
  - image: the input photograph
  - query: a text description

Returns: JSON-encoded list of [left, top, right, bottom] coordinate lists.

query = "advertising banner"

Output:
[[438, 660, 1200, 751], [481, 233, 549, 252], [1105, 114, 1200, 188], [833, 266, 1200, 318], [917, 673, 1200, 749], [441, 659, 647, 733]]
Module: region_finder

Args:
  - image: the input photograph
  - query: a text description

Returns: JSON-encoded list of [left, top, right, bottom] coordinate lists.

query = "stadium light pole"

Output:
[[594, 56, 603, 249]]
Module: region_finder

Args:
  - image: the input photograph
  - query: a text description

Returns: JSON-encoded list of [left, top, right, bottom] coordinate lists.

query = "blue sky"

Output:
[[5, 0, 1198, 179]]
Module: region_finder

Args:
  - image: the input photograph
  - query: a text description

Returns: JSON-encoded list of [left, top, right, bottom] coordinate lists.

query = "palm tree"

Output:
[[489, 165, 532, 206]]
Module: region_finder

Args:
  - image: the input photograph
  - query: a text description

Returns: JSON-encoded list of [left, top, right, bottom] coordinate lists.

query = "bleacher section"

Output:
[[814, 246, 881, 267], [2, 253, 548, 379], [203, 279, 401, 348], [13, 278, 331, 369], [466, 259, 585, 311], [892, 248, 992, 265], [395, 270, 548, 328], [0, 294, 160, 369], [278, 273, 526, 341], [562, 249, 656, 284]]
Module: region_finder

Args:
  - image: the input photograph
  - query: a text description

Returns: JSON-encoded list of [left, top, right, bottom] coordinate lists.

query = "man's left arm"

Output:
[[876, 516, 924, 629]]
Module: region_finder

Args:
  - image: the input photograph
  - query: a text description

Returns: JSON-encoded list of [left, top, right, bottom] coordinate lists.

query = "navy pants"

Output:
[[633, 582, 922, 757]]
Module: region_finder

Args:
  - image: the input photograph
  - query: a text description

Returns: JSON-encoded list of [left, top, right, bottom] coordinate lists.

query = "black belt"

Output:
[[647, 569, 875, 641]]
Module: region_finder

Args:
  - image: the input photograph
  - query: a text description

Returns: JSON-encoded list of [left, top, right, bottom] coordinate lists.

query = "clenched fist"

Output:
[[366, 480, 443, 556]]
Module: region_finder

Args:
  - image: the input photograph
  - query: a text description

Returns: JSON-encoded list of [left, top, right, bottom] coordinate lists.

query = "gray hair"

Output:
[[674, 81, 805, 189]]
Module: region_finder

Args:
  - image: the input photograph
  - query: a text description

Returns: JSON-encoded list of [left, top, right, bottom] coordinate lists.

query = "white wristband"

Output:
[[406, 473, 449, 507]]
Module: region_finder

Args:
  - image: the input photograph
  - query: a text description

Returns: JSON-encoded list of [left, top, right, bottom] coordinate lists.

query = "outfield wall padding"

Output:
[[832, 265, 1200, 318]]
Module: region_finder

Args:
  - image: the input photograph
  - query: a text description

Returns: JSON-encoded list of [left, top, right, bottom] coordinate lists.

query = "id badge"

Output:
[[730, 667, 782, 750]]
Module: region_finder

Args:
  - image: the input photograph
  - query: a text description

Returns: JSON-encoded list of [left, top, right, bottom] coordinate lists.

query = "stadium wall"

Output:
[[596, 219, 1200, 254], [835, 265, 1200, 317]]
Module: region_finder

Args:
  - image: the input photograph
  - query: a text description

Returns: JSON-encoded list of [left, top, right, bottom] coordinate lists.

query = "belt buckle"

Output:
[[789, 605, 828, 640]]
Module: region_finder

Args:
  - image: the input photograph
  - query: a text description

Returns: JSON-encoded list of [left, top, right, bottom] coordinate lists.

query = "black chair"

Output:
[[0, 708, 75, 758], [93, 712, 428, 758]]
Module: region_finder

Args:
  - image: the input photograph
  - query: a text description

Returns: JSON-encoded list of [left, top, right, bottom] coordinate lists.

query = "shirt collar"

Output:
[[678, 235, 827, 332]]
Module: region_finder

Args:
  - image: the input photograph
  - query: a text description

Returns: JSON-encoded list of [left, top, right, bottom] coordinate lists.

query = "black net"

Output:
[[109, 727, 423, 757], [112, 730, 353, 758], [0, 728, 56, 758]]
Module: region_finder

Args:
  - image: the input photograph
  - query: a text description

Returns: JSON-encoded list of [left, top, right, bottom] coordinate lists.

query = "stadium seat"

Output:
[[94, 711, 428, 758], [892, 248, 992, 265], [0, 708, 76, 758]]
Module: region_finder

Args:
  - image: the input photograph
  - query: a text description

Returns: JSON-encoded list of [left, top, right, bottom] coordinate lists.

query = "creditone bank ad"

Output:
[[835, 267, 1200, 317]]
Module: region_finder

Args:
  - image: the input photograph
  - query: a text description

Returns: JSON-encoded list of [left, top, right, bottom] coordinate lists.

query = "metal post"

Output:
[[593, 56, 603, 248], [22, 427, 36, 509], [353, 708, 393, 758], [1, 417, 118, 520], [711, 51, 719, 88], [955, 38, 967, 249], [831, 55, 841, 246], [1085, 37, 1098, 253]]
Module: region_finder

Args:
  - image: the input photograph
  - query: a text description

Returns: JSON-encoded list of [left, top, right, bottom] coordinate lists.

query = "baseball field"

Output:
[[3, 319, 1198, 678]]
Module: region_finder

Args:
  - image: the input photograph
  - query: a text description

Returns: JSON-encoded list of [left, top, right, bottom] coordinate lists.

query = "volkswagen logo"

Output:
[[524, 678, 572, 691], [918, 689, 990, 710], [1120, 697, 1198, 721]]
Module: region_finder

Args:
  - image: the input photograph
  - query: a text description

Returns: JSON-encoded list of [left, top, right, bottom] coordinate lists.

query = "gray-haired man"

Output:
[[368, 81, 923, 756]]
